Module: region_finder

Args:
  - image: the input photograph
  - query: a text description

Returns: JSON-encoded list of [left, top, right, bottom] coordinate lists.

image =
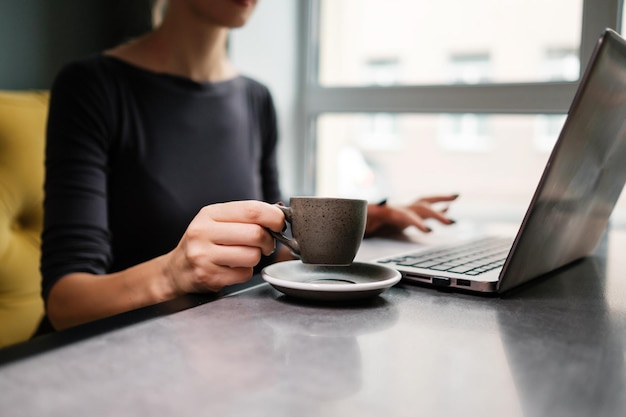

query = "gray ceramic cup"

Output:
[[270, 197, 368, 265]]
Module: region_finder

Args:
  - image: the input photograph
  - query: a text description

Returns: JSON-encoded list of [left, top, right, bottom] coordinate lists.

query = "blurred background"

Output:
[[2, 0, 624, 226]]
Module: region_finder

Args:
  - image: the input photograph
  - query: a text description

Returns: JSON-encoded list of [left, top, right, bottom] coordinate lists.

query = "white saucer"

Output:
[[261, 260, 401, 301]]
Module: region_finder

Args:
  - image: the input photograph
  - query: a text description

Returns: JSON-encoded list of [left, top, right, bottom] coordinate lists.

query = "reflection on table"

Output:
[[0, 224, 625, 417]]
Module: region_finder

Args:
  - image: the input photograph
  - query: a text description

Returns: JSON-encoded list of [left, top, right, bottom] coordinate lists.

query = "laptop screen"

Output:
[[499, 29, 626, 292]]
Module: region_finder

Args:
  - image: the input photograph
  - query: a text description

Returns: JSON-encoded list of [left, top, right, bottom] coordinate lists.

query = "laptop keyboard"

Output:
[[377, 236, 512, 276]]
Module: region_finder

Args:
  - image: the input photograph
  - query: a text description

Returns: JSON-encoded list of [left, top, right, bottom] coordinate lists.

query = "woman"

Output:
[[40, 0, 457, 331]]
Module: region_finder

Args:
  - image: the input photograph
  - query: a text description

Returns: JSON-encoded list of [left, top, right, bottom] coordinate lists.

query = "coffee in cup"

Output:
[[270, 197, 367, 265]]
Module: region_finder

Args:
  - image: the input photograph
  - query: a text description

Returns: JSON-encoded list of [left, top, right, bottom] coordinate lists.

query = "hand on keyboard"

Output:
[[364, 194, 459, 237]]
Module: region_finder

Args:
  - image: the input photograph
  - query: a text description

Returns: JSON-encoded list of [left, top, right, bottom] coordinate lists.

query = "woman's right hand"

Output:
[[46, 200, 285, 330], [162, 200, 286, 295]]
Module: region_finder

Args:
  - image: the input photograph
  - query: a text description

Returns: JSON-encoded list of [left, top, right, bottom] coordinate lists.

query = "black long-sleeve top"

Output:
[[40, 54, 282, 304]]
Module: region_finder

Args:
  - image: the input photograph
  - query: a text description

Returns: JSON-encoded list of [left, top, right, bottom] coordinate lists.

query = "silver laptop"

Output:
[[376, 28, 626, 294]]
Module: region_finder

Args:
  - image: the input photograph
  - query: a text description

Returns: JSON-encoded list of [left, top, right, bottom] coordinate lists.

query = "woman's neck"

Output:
[[106, 12, 238, 82]]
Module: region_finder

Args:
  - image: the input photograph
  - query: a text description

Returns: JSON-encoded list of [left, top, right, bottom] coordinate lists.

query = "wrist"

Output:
[[364, 202, 388, 237], [154, 252, 184, 301]]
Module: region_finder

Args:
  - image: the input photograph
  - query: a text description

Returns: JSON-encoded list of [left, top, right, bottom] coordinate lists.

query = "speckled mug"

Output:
[[270, 197, 368, 265]]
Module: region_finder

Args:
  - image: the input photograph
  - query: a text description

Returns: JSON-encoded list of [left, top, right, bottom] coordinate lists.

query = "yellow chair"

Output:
[[0, 90, 48, 347]]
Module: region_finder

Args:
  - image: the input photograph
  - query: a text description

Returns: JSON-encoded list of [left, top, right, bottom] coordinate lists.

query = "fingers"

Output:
[[385, 206, 431, 233], [201, 201, 282, 256], [169, 200, 286, 293], [410, 194, 458, 225], [193, 242, 266, 269], [414, 194, 460, 204], [412, 204, 455, 225], [366, 195, 459, 237], [366, 203, 432, 235], [204, 200, 285, 233], [208, 221, 277, 257], [186, 203, 280, 260]]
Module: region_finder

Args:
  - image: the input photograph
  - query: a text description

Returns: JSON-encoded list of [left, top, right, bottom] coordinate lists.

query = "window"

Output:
[[362, 57, 400, 86], [318, 0, 582, 86], [439, 114, 491, 153], [358, 58, 399, 149], [441, 53, 491, 152], [317, 113, 554, 215], [535, 48, 579, 153], [543, 48, 580, 81], [300, 0, 625, 224], [448, 53, 491, 85]]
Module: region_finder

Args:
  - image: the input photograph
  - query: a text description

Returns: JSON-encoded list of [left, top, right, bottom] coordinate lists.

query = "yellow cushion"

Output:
[[0, 90, 48, 347]]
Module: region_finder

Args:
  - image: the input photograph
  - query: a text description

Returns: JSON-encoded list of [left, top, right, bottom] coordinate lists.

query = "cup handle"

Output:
[[269, 205, 301, 257]]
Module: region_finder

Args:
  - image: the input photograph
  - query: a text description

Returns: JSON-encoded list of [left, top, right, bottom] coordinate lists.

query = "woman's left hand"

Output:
[[364, 194, 459, 237]]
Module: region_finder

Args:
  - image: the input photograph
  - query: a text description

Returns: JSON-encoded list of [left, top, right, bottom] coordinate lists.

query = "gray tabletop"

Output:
[[2, 224, 626, 417]]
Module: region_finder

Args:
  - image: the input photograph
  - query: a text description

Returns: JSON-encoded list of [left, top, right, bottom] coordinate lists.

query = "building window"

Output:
[[307, 0, 625, 222]]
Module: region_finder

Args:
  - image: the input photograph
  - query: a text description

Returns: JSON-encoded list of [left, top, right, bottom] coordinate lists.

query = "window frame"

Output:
[[293, 0, 622, 195]]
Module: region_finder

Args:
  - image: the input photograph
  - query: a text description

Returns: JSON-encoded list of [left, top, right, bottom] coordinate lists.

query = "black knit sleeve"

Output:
[[40, 57, 116, 303], [256, 83, 283, 204]]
